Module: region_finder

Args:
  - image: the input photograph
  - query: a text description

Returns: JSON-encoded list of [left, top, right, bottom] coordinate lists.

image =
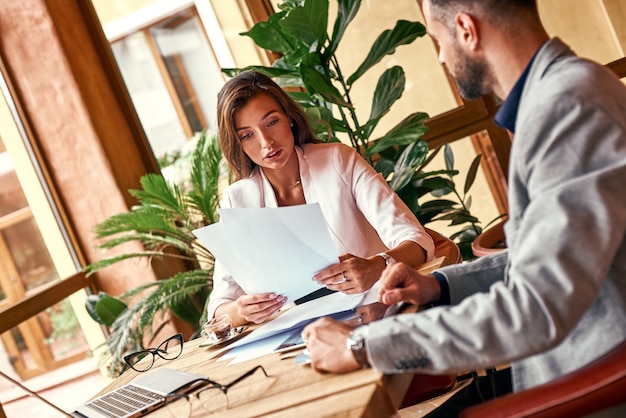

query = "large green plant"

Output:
[[84, 130, 224, 377], [224, 0, 492, 258]]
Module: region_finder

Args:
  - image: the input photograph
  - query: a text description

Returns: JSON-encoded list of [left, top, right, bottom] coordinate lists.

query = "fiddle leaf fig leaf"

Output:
[[464, 154, 482, 194], [365, 112, 429, 156], [364, 66, 405, 138], [94, 295, 127, 327], [348, 20, 426, 85], [281, 0, 329, 50], [241, 12, 295, 55], [328, 0, 361, 57], [300, 59, 352, 107], [222, 66, 297, 79]]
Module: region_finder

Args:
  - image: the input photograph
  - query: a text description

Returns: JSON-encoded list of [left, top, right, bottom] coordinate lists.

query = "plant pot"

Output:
[[472, 221, 507, 257]]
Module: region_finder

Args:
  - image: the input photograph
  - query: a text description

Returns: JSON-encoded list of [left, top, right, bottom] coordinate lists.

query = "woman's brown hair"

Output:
[[216, 71, 320, 181]]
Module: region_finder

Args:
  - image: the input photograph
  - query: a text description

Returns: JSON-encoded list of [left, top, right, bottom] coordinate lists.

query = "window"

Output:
[[109, 8, 224, 163]]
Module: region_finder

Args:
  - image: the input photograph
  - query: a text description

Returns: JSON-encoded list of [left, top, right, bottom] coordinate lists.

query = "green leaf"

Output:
[[420, 199, 457, 211], [444, 143, 454, 171], [365, 112, 429, 156], [450, 226, 480, 242], [281, 0, 329, 49], [300, 58, 352, 107], [389, 140, 429, 190], [240, 12, 295, 55], [435, 210, 480, 225], [463, 154, 482, 194], [364, 66, 405, 138], [347, 20, 426, 85], [417, 144, 444, 173], [221, 66, 297, 79], [374, 158, 395, 180], [188, 132, 224, 224], [419, 177, 454, 196], [94, 295, 128, 327], [328, 0, 361, 56]]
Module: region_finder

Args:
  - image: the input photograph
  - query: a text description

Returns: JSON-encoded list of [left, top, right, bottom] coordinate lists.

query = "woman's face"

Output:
[[234, 93, 296, 172]]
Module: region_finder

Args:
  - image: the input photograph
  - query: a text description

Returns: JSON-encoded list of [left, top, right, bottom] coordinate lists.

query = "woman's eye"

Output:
[[267, 118, 279, 127], [239, 132, 252, 141]]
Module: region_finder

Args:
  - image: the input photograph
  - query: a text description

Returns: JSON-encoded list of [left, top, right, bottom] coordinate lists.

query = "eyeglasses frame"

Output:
[[165, 365, 270, 415], [123, 333, 184, 372]]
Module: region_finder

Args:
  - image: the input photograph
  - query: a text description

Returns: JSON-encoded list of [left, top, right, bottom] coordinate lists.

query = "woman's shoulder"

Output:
[[222, 169, 262, 200], [301, 141, 356, 161]]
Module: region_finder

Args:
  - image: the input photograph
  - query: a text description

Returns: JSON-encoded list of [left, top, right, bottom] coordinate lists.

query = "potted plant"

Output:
[[224, 0, 499, 259], [84, 130, 226, 377], [84, 0, 502, 377]]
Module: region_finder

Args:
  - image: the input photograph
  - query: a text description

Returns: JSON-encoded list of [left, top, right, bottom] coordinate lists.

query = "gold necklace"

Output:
[[290, 179, 302, 188]]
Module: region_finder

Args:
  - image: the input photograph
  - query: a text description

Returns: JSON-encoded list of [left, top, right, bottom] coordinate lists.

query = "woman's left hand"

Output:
[[312, 253, 385, 294]]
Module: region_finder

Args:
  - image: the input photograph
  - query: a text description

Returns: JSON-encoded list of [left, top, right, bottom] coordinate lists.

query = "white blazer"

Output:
[[206, 142, 434, 318]]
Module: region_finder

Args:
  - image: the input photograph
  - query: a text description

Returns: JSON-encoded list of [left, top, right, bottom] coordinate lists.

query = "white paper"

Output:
[[193, 203, 338, 303], [226, 291, 364, 351]]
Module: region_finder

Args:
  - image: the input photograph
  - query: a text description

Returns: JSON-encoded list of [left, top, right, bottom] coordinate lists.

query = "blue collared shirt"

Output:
[[433, 50, 540, 306], [493, 52, 539, 134]]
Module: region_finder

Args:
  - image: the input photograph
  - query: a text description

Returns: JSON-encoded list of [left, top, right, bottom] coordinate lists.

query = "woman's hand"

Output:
[[217, 293, 287, 326], [236, 293, 287, 324], [312, 253, 385, 294]]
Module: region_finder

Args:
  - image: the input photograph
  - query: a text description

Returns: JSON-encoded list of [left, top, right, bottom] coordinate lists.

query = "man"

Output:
[[303, 0, 626, 415]]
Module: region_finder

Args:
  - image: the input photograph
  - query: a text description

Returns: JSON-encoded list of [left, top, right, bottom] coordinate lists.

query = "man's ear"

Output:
[[455, 13, 479, 51]]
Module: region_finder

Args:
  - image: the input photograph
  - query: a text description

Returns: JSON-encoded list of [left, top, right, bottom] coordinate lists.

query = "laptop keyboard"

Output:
[[85, 385, 164, 418]]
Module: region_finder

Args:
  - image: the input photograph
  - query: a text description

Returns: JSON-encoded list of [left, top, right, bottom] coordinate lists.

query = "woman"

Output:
[[209, 70, 434, 326]]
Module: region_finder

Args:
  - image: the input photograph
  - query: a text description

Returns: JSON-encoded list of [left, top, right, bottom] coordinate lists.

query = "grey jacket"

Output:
[[361, 38, 626, 393]]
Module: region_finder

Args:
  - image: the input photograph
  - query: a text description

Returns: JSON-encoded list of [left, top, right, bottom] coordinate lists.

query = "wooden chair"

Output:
[[399, 227, 462, 408], [425, 227, 463, 266], [460, 340, 626, 418]]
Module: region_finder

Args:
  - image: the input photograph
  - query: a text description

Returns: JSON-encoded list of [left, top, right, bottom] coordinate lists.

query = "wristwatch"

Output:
[[346, 331, 370, 368], [376, 252, 396, 266]]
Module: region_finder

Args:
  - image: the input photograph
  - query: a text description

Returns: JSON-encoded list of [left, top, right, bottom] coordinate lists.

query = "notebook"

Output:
[[70, 368, 207, 418]]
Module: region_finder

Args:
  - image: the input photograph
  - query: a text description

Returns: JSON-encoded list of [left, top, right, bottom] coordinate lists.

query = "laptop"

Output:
[[70, 368, 208, 418]]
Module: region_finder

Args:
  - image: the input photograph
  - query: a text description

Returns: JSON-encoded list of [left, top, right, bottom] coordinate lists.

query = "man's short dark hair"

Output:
[[425, 0, 539, 32]]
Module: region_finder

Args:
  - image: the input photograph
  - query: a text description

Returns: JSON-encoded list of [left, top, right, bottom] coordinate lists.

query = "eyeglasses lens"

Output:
[[125, 352, 153, 372], [158, 336, 183, 360]]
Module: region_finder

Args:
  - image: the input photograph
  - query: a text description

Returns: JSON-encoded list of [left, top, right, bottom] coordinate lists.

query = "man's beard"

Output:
[[452, 44, 491, 100]]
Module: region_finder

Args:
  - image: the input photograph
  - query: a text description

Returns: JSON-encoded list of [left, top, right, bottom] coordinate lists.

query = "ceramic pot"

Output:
[[472, 221, 507, 257]]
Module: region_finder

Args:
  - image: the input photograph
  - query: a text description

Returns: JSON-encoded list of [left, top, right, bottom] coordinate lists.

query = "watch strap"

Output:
[[376, 252, 396, 266], [347, 331, 370, 368]]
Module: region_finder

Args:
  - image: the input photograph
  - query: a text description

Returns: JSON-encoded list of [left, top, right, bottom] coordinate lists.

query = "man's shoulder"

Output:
[[528, 38, 623, 100]]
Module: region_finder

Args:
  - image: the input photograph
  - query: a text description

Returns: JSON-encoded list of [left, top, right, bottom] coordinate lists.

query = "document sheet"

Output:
[[193, 203, 338, 303]]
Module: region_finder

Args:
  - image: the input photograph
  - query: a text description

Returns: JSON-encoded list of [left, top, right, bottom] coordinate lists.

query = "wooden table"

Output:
[[95, 258, 447, 417], [95, 313, 412, 417]]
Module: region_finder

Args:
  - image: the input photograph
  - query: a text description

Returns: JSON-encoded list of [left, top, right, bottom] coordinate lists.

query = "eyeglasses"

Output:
[[164, 365, 270, 417], [123, 333, 183, 372]]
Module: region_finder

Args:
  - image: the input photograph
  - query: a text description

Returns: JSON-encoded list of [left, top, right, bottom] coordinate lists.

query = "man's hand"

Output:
[[302, 317, 360, 373], [377, 262, 441, 306]]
